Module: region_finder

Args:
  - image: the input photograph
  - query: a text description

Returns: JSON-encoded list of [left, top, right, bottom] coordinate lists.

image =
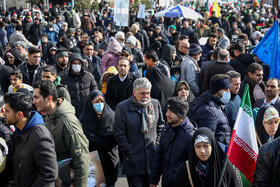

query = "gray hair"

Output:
[[62, 22, 68, 26], [115, 31, 125, 40], [217, 49, 229, 61], [133, 78, 152, 91], [226, 70, 241, 82]]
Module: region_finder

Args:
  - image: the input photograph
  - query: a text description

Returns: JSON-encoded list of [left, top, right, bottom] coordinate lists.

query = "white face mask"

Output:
[[49, 28, 54, 31], [72, 64, 81, 73], [42, 39, 47, 43]]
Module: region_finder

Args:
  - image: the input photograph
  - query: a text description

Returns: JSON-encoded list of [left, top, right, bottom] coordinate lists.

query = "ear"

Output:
[[16, 111, 24, 118], [133, 89, 136, 96], [248, 72, 252, 78], [47, 95, 53, 102]]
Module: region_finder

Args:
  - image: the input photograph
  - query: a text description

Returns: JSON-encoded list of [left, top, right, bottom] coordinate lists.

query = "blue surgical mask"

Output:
[[93, 103, 104, 113], [220, 91, 231, 104], [174, 74, 180, 80]]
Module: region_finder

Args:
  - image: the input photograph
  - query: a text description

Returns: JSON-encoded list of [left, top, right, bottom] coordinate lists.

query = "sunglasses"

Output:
[[121, 53, 129, 57]]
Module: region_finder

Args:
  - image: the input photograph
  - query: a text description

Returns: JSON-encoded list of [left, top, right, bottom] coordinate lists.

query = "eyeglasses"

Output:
[[182, 46, 189, 49], [121, 53, 129, 57]]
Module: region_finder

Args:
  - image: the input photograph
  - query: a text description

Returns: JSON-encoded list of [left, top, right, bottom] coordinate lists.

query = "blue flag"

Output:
[[253, 19, 279, 78]]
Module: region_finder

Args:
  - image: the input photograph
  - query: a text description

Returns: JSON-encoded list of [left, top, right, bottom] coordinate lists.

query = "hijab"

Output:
[[189, 127, 227, 187], [4, 48, 24, 68], [256, 105, 280, 147], [79, 90, 116, 151]]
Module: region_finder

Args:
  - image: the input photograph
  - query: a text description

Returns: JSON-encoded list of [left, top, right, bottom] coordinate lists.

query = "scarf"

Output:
[[132, 96, 155, 134]]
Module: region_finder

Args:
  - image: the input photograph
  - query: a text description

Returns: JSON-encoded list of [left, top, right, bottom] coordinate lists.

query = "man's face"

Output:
[[81, 35, 89, 43], [62, 24, 67, 31], [33, 88, 49, 113], [28, 52, 41, 65], [179, 41, 190, 55], [230, 77, 241, 95], [170, 28, 175, 34], [249, 70, 263, 85], [15, 46, 24, 54], [183, 21, 189, 28], [166, 108, 181, 125], [35, 19, 40, 25], [265, 79, 280, 99], [57, 56, 69, 67], [144, 54, 154, 67], [83, 45, 94, 57], [3, 103, 18, 125], [217, 88, 230, 98], [10, 75, 22, 88], [42, 71, 57, 82], [131, 28, 138, 34], [117, 59, 130, 77], [209, 37, 217, 47], [133, 87, 151, 105], [172, 50, 177, 60]]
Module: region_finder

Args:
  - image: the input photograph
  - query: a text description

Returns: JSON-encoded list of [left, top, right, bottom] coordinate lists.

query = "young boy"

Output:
[[8, 69, 33, 93]]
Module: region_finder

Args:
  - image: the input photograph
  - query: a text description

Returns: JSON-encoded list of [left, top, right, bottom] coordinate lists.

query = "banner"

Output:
[[114, 0, 129, 27], [137, 4, 145, 19]]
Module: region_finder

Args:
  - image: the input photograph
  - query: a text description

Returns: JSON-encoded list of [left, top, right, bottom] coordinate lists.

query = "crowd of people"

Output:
[[0, 0, 279, 186]]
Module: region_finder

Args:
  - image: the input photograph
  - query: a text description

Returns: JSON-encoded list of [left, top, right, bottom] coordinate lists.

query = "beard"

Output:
[[58, 61, 67, 67]]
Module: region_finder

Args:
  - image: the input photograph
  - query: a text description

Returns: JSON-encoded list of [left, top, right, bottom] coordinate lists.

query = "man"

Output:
[[225, 71, 242, 130], [220, 14, 230, 34], [105, 57, 139, 110], [9, 25, 33, 47], [144, 49, 170, 77], [18, 47, 46, 86], [195, 18, 211, 39], [45, 23, 58, 44], [253, 137, 280, 186], [174, 40, 190, 66], [126, 36, 145, 74], [159, 44, 176, 68], [179, 21, 197, 44], [216, 28, 230, 49], [55, 50, 69, 77], [61, 53, 97, 117], [121, 46, 139, 75], [4, 92, 57, 186], [239, 63, 265, 107], [200, 33, 218, 63], [230, 41, 255, 80], [180, 43, 202, 102], [41, 33, 56, 64], [81, 13, 95, 35], [81, 41, 102, 88], [77, 33, 90, 52], [202, 49, 234, 92], [150, 97, 196, 187], [28, 17, 44, 45], [15, 41, 28, 60], [193, 74, 231, 144], [42, 65, 71, 103], [33, 80, 89, 186], [254, 78, 280, 112], [114, 77, 164, 187]]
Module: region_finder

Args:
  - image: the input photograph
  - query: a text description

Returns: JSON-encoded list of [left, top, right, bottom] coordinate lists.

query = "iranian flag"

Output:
[[227, 84, 258, 182], [206, 0, 214, 13]]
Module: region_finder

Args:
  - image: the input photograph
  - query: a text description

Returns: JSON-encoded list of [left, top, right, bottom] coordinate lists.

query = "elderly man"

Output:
[[114, 77, 164, 187]]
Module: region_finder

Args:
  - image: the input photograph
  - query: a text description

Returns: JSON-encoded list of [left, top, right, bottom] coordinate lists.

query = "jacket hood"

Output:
[[166, 116, 197, 133], [192, 91, 224, 114], [162, 44, 176, 62], [101, 66, 118, 83], [235, 53, 255, 64], [16, 111, 45, 135], [54, 76, 61, 86], [108, 37, 122, 54]]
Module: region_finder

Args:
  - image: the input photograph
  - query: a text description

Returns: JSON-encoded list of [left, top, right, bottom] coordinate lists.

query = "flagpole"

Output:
[[217, 155, 229, 187]]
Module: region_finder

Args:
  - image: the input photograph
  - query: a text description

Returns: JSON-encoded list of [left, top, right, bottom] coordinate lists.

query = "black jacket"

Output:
[[230, 53, 255, 80], [253, 138, 280, 186], [150, 117, 196, 187], [105, 73, 139, 110], [160, 44, 176, 68], [28, 23, 44, 45], [0, 63, 13, 93]]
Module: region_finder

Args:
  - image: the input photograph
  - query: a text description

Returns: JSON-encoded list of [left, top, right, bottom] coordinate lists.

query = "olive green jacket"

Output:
[[45, 99, 89, 187]]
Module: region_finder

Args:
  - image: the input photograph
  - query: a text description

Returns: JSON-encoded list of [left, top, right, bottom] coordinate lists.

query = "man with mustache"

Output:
[[254, 78, 280, 112], [114, 77, 164, 187]]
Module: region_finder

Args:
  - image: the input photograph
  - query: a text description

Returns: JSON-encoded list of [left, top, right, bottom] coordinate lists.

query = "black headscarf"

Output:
[[147, 67, 175, 108], [4, 48, 24, 68], [255, 105, 280, 147], [57, 35, 70, 50], [79, 90, 117, 152], [189, 127, 234, 187]]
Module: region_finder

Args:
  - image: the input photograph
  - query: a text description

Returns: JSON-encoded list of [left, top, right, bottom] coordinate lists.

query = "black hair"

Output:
[[144, 50, 158, 62], [117, 56, 130, 65], [10, 69, 23, 79], [42, 65, 57, 75], [226, 70, 241, 82], [83, 41, 94, 49], [268, 78, 280, 88], [33, 80, 58, 102], [247, 63, 263, 74], [209, 33, 218, 38], [28, 47, 41, 55], [4, 92, 32, 118]]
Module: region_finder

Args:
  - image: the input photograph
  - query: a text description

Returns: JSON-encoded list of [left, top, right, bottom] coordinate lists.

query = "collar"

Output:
[[118, 74, 128, 82], [264, 97, 278, 105]]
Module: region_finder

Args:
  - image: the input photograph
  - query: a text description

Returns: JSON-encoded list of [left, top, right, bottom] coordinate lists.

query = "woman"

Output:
[[175, 81, 190, 101], [255, 105, 280, 147], [4, 48, 24, 68], [173, 127, 240, 187], [56, 35, 70, 50], [79, 90, 119, 187]]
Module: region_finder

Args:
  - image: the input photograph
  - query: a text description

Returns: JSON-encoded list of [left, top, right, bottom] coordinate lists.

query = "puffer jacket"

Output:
[[253, 137, 280, 186], [150, 117, 196, 187], [61, 68, 97, 118], [193, 91, 231, 144]]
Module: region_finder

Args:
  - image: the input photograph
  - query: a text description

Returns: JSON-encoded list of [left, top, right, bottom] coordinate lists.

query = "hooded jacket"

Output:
[[44, 99, 89, 187], [160, 44, 176, 68], [193, 91, 231, 145], [230, 53, 255, 80], [150, 117, 197, 187], [13, 111, 58, 187], [54, 76, 71, 103]]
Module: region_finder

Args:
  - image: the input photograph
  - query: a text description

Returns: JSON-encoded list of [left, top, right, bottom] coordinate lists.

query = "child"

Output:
[[8, 69, 33, 93]]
